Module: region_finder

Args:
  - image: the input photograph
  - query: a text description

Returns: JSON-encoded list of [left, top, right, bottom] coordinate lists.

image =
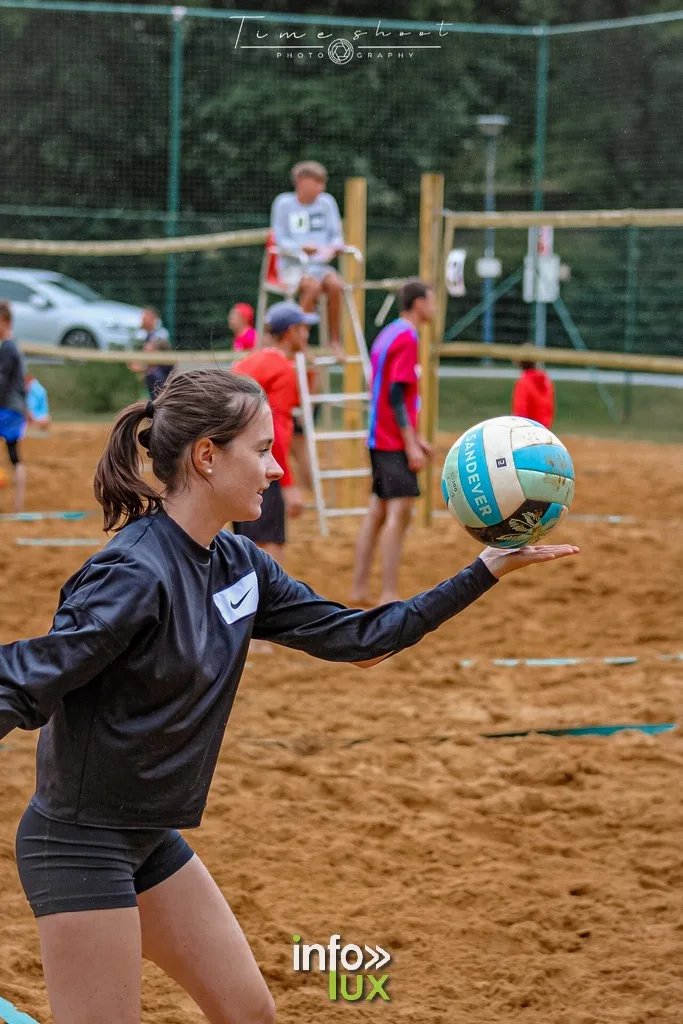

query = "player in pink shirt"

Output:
[[229, 302, 257, 351], [351, 280, 435, 606]]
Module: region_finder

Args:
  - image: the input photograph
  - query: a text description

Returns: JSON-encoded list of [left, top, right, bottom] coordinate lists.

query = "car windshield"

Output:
[[45, 276, 103, 303]]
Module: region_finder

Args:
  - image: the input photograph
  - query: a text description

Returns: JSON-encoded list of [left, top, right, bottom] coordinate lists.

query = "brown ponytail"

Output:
[[94, 368, 264, 532]]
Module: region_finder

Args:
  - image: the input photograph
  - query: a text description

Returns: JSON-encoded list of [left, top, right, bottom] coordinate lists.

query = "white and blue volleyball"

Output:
[[441, 416, 575, 549]]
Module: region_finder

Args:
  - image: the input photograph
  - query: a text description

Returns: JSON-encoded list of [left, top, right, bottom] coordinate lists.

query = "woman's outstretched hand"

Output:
[[479, 543, 580, 580]]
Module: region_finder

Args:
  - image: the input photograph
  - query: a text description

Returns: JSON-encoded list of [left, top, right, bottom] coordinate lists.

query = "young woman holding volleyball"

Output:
[[0, 368, 578, 1024]]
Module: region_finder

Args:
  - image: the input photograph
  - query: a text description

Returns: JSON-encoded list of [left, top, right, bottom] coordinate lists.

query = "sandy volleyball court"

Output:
[[1, 425, 682, 1023]]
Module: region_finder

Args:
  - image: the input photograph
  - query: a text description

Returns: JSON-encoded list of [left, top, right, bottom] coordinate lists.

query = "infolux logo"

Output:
[[292, 933, 392, 1002]]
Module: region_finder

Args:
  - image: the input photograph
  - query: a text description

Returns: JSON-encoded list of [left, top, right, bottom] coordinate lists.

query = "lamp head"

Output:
[[476, 114, 510, 137]]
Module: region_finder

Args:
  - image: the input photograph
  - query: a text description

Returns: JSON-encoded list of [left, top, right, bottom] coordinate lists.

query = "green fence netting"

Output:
[[1, 3, 683, 352]]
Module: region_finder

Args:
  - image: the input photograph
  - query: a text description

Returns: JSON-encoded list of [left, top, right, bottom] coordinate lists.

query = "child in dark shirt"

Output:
[[143, 335, 174, 398]]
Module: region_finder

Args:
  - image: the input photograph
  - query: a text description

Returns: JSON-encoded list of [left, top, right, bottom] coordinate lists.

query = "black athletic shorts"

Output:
[[292, 404, 322, 436], [370, 449, 420, 501], [16, 802, 195, 918], [232, 480, 285, 545]]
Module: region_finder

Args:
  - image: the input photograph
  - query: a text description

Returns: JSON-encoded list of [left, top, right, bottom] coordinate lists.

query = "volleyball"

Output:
[[441, 416, 575, 549]]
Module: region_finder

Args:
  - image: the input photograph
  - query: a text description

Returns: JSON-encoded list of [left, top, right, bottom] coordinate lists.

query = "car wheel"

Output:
[[61, 328, 98, 349]]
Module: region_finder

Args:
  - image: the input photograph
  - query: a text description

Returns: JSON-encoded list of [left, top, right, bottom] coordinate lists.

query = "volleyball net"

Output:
[[5, 208, 683, 366], [439, 209, 683, 361], [5, 208, 683, 523]]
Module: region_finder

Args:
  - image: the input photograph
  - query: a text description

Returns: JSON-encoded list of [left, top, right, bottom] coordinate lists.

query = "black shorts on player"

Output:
[[370, 449, 420, 501], [292, 402, 322, 437], [232, 480, 286, 545], [16, 803, 195, 918]]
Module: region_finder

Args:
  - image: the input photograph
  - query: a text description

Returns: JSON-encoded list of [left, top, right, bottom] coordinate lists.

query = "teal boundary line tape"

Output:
[[0, 511, 90, 522], [0, 995, 41, 1024], [239, 727, 678, 750], [15, 538, 102, 548], [482, 723, 677, 739], [459, 654, 683, 669]]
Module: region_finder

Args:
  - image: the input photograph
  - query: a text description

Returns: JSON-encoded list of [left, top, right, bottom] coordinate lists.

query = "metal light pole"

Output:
[[476, 115, 509, 349]]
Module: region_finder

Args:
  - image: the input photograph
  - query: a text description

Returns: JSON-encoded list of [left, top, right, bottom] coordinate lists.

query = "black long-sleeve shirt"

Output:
[[0, 511, 497, 829], [0, 338, 26, 412]]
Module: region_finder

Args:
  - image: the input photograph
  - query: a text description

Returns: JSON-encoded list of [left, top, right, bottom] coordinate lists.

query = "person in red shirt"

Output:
[[231, 301, 317, 562], [351, 280, 435, 606], [229, 302, 258, 352], [512, 361, 555, 428]]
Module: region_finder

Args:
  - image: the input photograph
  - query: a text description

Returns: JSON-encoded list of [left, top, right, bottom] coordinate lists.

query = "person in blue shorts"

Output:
[[0, 300, 27, 510], [0, 366, 578, 1024]]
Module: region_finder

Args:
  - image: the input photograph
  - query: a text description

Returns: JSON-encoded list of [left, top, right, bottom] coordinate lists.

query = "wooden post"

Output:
[[436, 218, 454, 349], [431, 214, 453, 501], [341, 176, 367, 509], [442, 208, 683, 230], [417, 172, 445, 528]]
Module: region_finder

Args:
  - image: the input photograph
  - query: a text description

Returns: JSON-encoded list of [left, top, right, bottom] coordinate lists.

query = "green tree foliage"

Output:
[[2, 0, 683, 352], [0, 10, 169, 209], [2, 0, 681, 215]]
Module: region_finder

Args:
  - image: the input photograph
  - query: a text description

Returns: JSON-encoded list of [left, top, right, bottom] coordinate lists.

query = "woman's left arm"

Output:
[[252, 554, 498, 664], [251, 543, 579, 665]]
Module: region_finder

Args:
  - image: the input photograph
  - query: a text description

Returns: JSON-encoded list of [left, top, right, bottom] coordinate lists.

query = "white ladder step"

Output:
[[319, 468, 371, 480], [324, 507, 369, 518], [311, 391, 370, 404], [313, 430, 367, 441], [312, 355, 363, 366], [294, 326, 371, 536]]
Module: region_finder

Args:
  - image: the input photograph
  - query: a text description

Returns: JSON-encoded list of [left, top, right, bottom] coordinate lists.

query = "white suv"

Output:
[[0, 268, 160, 350]]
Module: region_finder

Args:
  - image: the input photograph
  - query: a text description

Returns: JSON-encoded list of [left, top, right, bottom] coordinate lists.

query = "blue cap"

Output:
[[265, 301, 319, 335]]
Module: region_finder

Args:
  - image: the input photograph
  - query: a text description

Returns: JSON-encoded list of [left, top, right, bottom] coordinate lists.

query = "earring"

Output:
[[207, 469, 213, 475]]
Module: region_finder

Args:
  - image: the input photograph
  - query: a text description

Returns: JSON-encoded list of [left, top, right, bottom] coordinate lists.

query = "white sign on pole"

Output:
[[523, 226, 560, 303], [537, 225, 554, 257], [445, 248, 467, 296]]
